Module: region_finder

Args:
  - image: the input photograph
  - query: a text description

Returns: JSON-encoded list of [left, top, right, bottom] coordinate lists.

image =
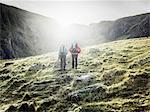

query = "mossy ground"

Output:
[[0, 37, 150, 112]]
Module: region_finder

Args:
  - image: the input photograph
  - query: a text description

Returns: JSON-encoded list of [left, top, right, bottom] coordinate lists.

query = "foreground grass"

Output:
[[0, 37, 150, 112]]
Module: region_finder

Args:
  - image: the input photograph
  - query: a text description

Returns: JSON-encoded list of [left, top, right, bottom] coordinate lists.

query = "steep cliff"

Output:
[[107, 13, 150, 40], [0, 3, 58, 59]]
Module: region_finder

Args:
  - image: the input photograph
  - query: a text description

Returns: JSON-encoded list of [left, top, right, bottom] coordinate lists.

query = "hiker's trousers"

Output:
[[72, 54, 78, 69], [60, 56, 66, 70]]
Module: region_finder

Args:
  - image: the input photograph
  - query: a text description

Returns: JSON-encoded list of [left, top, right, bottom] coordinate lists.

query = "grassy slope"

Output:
[[0, 37, 150, 112]]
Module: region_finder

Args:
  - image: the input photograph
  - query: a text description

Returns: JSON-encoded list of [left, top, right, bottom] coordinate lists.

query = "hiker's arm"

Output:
[[77, 46, 81, 53], [65, 48, 68, 55], [69, 48, 72, 53]]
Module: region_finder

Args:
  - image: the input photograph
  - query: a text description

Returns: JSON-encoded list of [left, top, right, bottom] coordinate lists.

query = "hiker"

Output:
[[59, 45, 67, 71], [69, 42, 81, 69]]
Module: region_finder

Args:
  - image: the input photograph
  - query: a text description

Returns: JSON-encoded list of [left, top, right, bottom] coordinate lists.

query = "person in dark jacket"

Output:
[[69, 42, 81, 69], [59, 45, 67, 71]]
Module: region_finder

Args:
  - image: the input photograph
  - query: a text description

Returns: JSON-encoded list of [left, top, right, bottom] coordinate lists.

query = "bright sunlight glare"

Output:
[[1, 0, 149, 51]]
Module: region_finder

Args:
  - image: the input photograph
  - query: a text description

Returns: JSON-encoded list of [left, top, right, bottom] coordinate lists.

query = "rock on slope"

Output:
[[0, 37, 150, 112]]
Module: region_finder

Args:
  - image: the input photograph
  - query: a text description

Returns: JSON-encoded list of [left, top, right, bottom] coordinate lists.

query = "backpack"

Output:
[[59, 46, 67, 56], [70, 43, 78, 55], [72, 47, 77, 53]]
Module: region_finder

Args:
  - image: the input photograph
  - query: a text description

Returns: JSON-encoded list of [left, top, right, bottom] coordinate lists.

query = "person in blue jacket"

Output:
[[59, 45, 67, 71]]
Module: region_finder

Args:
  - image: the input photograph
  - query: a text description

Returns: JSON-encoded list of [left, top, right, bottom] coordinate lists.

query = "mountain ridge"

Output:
[[0, 3, 149, 59]]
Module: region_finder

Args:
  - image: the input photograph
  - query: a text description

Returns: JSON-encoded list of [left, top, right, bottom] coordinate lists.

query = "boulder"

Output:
[[28, 63, 46, 73], [67, 83, 107, 103], [55, 74, 73, 84], [75, 74, 95, 85]]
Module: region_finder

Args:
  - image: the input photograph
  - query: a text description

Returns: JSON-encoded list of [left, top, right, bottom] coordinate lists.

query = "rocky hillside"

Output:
[[102, 13, 150, 40], [0, 3, 58, 59], [0, 37, 150, 112]]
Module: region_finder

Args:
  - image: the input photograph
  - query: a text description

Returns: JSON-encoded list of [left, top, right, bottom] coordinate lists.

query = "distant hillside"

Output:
[[0, 38, 149, 112], [0, 3, 149, 59], [72, 13, 149, 42], [104, 13, 149, 40], [50, 13, 149, 46], [0, 3, 58, 59]]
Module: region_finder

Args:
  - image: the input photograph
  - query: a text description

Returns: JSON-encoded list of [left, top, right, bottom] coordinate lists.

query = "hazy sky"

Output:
[[1, 0, 150, 26]]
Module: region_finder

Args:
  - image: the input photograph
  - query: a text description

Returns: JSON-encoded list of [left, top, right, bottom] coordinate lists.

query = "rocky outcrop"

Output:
[[0, 3, 58, 59]]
